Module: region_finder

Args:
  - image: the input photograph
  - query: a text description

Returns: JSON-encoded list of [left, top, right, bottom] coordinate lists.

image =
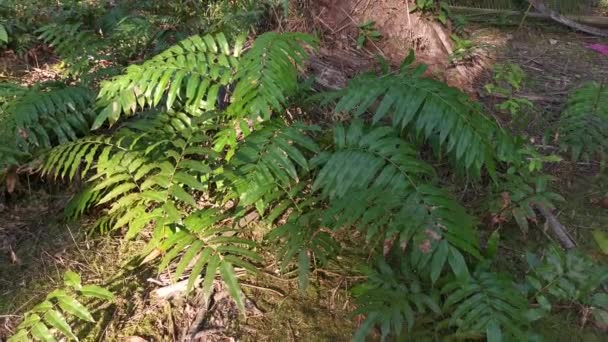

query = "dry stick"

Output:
[[527, 0, 608, 37], [533, 203, 576, 250], [448, 6, 608, 29], [518, 3, 533, 30]]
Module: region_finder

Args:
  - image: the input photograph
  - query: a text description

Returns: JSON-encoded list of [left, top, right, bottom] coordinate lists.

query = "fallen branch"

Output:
[[533, 203, 576, 250], [527, 0, 608, 37], [449, 5, 608, 30]]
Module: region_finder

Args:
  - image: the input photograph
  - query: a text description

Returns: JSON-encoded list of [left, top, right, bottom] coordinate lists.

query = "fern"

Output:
[[267, 210, 340, 289], [558, 81, 608, 161], [156, 209, 262, 311], [526, 246, 608, 310], [36, 23, 103, 75], [227, 32, 317, 120], [331, 54, 505, 174], [352, 259, 441, 341], [43, 111, 260, 306], [95, 33, 243, 128], [225, 120, 319, 213], [0, 84, 94, 170], [8, 271, 114, 342], [43, 111, 216, 232], [10, 85, 94, 147], [443, 265, 530, 340], [312, 121, 480, 266]]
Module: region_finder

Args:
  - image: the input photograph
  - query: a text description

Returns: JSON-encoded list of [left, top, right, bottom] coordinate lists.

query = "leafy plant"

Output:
[[331, 53, 507, 175], [443, 264, 531, 340], [448, 34, 476, 65], [488, 146, 564, 234], [0, 83, 94, 171], [409, 0, 452, 25], [356, 20, 381, 49], [6, 3, 605, 340], [0, 22, 8, 44], [557, 81, 608, 161], [9, 270, 114, 342], [525, 246, 608, 310], [352, 259, 441, 341], [485, 63, 534, 125]]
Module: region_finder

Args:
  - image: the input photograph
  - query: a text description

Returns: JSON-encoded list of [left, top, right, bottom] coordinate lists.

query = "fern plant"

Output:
[[0, 83, 94, 171], [330, 52, 507, 175], [443, 264, 531, 340], [558, 81, 608, 161], [312, 121, 480, 264], [9, 270, 114, 342], [488, 147, 564, 234], [16, 21, 596, 341], [352, 259, 441, 341], [36, 23, 104, 76], [95, 32, 243, 127], [43, 110, 264, 308], [525, 246, 608, 311]]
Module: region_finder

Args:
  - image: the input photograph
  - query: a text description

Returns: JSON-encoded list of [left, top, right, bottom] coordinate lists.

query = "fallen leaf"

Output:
[[140, 248, 162, 265], [6, 169, 17, 193]]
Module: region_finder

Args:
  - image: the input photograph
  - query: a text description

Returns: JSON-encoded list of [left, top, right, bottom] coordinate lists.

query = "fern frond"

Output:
[[8, 271, 113, 342], [8, 85, 95, 148], [0, 84, 94, 170], [267, 211, 339, 289], [95, 33, 244, 128], [44, 112, 216, 233], [526, 246, 608, 308], [36, 23, 102, 75], [157, 209, 261, 309], [352, 259, 441, 341], [228, 32, 317, 120], [443, 266, 530, 340], [331, 60, 503, 174], [312, 121, 480, 262], [225, 120, 319, 216], [558, 81, 608, 161]]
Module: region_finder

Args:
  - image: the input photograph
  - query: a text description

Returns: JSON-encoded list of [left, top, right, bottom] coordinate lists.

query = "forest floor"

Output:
[[2, 12, 608, 342]]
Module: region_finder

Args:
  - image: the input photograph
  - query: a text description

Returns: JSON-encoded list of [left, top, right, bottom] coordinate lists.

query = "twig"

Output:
[[533, 202, 576, 250], [240, 282, 285, 297]]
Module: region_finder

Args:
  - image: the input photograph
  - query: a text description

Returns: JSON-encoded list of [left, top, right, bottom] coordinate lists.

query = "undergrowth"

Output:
[[1, 1, 608, 341]]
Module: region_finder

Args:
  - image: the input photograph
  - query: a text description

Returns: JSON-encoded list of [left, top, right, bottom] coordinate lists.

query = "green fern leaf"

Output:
[[228, 32, 317, 120], [443, 266, 529, 340], [95, 33, 242, 127], [558, 82, 608, 161], [313, 121, 480, 261], [43, 310, 77, 341], [331, 62, 506, 174]]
